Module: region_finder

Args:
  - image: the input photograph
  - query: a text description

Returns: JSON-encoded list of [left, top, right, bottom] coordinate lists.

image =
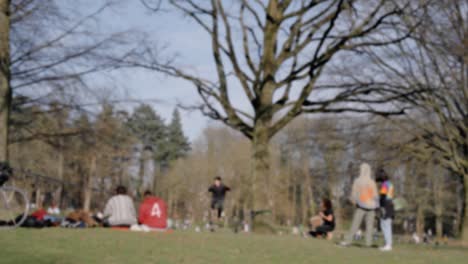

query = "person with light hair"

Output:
[[340, 163, 379, 247]]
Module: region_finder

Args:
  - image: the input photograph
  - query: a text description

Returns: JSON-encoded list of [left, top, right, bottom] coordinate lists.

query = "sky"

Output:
[[92, 1, 232, 141], [80, 0, 379, 142], [93, 1, 313, 141]]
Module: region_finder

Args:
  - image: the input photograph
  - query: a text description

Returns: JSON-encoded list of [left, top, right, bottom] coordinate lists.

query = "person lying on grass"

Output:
[[309, 198, 335, 239]]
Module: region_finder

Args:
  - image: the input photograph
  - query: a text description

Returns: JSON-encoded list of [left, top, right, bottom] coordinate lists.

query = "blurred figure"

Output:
[[47, 201, 61, 215], [340, 163, 379, 247], [412, 233, 421, 244], [138, 190, 168, 230], [208, 176, 230, 229], [103, 186, 137, 227], [376, 168, 395, 252], [308, 198, 335, 239]]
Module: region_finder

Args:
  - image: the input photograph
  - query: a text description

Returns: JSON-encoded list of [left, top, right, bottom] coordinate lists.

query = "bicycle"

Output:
[[0, 162, 29, 228]]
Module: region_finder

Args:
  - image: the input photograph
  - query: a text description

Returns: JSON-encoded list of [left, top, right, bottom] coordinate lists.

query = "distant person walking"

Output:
[[340, 163, 379, 247], [208, 176, 230, 228], [376, 168, 395, 251]]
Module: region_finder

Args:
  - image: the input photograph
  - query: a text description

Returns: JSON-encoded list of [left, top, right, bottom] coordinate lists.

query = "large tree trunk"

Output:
[[83, 156, 96, 211], [416, 205, 425, 237], [250, 124, 274, 231], [0, 0, 11, 163], [434, 186, 443, 239], [82, 179, 92, 211], [433, 171, 444, 240], [462, 174, 468, 242], [305, 166, 315, 224], [251, 126, 271, 211], [138, 152, 145, 195], [435, 213, 443, 240], [56, 143, 64, 207], [35, 188, 42, 208]]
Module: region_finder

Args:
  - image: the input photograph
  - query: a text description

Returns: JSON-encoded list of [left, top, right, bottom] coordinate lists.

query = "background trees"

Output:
[[161, 116, 460, 239], [167, 109, 191, 163], [1, 0, 144, 162], [1, 0, 466, 241], [356, 0, 468, 240], [9, 100, 190, 210], [136, 0, 423, 212]]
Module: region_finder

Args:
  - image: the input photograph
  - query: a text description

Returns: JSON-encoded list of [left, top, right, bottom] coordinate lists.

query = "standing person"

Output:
[[340, 163, 379, 247], [376, 168, 395, 251], [208, 176, 230, 228], [138, 190, 168, 230], [103, 186, 137, 227], [309, 198, 335, 239]]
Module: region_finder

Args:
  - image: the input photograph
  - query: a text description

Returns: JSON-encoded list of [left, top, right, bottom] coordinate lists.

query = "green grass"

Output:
[[0, 229, 467, 264]]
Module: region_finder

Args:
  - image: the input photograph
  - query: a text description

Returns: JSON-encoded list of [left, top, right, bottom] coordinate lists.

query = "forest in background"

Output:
[[0, 0, 466, 241], [165, 115, 460, 239], [9, 101, 461, 239]]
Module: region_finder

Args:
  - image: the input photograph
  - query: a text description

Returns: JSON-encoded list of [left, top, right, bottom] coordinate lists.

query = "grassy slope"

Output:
[[0, 229, 467, 264]]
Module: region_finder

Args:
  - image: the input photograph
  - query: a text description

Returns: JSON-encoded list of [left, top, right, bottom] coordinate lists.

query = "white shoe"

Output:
[[338, 241, 350, 247], [141, 225, 150, 233], [130, 224, 142, 232], [379, 245, 392, 251]]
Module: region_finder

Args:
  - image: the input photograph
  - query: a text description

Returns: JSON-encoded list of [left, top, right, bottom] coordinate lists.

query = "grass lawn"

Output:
[[0, 229, 467, 264]]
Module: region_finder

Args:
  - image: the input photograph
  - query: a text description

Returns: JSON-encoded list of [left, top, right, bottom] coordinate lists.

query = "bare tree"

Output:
[[137, 0, 418, 210], [0, 0, 11, 162], [1, 0, 144, 163], [360, 0, 468, 240]]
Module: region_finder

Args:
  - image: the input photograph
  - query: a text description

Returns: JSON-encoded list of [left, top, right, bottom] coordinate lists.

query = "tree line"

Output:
[[164, 116, 461, 239], [0, 0, 466, 241], [10, 100, 190, 211]]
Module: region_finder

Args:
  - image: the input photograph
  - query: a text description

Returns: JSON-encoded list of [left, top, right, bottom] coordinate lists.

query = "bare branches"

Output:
[[361, 0, 468, 179], [139, 0, 419, 144], [140, 0, 163, 12], [10, 0, 142, 101]]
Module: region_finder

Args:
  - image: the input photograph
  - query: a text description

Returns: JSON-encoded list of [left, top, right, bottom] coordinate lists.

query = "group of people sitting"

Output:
[[22, 186, 168, 231], [103, 186, 168, 230]]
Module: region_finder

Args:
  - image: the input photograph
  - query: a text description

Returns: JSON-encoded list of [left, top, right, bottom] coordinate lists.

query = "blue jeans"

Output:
[[380, 218, 392, 246]]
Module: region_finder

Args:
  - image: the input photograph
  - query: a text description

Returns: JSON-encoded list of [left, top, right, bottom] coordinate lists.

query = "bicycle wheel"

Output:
[[0, 186, 29, 228]]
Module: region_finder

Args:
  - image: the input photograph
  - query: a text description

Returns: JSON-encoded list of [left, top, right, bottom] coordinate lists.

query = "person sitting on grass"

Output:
[[47, 201, 61, 215], [103, 185, 137, 227], [309, 198, 335, 239], [138, 190, 168, 230]]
